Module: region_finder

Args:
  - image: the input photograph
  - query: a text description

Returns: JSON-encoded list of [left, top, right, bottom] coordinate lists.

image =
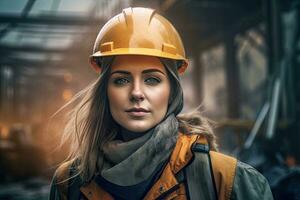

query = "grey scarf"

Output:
[[101, 114, 178, 186]]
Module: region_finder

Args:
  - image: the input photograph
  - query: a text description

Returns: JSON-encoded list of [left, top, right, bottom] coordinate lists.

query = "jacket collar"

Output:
[[144, 133, 207, 200]]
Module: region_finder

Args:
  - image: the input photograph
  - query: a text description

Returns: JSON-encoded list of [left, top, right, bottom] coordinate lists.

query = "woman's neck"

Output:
[[120, 128, 148, 142]]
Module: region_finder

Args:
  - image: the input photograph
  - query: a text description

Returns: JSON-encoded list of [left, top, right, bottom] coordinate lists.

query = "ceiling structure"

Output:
[[0, 0, 291, 123], [0, 0, 266, 74]]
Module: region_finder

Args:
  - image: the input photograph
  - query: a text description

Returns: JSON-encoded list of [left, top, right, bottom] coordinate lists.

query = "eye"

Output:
[[145, 77, 161, 85], [113, 77, 130, 85]]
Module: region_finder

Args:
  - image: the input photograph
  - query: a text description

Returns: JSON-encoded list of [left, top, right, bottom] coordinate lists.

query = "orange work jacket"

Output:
[[54, 133, 236, 200]]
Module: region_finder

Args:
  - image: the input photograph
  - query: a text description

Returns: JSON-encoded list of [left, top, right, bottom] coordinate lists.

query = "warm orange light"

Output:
[[0, 125, 9, 139], [62, 89, 73, 102]]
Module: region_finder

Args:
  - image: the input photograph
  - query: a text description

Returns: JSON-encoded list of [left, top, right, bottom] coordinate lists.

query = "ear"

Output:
[[177, 59, 188, 74], [89, 57, 102, 73]]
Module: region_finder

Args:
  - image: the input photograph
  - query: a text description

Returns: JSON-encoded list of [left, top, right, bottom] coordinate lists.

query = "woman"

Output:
[[49, 7, 273, 200]]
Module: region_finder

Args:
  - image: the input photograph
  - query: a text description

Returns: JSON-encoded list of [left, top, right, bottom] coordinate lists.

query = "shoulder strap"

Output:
[[185, 143, 217, 200], [185, 142, 237, 200]]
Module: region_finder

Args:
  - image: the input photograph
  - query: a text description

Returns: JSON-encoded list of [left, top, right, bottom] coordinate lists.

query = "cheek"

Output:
[[148, 84, 170, 111], [107, 86, 126, 111]]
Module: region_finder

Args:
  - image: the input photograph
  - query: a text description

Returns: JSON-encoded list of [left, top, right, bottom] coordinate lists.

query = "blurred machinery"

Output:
[[0, 123, 46, 180]]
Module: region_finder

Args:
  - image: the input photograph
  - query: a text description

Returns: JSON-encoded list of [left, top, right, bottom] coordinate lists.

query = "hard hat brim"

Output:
[[90, 48, 188, 74]]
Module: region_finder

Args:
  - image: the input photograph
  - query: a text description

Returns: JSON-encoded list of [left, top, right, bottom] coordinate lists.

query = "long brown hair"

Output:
[[57, 56, 217, 183]]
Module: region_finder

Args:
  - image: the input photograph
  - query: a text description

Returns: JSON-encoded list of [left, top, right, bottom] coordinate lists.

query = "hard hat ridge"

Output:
[[90, 7, 188, 74]]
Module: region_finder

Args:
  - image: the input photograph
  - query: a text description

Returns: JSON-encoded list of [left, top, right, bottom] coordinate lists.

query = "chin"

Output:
[[125, 121, 154, 133], [125, 126, 152, 133]]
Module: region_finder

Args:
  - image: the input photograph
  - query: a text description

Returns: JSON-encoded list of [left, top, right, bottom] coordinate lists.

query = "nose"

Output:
[[130, 81, 145, 102]]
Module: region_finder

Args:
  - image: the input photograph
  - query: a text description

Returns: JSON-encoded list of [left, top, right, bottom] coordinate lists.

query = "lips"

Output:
[[126, 107, 150, 112], [125, 107, 150, 117]]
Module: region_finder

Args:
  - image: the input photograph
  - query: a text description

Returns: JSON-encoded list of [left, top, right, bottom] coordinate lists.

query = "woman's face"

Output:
[[107, 55, 170, 133]]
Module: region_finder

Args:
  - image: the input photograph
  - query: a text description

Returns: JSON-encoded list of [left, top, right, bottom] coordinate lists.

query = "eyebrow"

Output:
[[110, 70, 130, 75], [142, 69, 165, 75], [110, 69, 166, 76]]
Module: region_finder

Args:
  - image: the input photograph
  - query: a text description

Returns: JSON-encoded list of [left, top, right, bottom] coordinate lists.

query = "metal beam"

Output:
[[0, 59, 58, 67], [0, 0, 37, 39], [191, 50, 204, 106], [0, 44, 71, 53], [21, 0, 37, 17], [16, 27, 88, 35], [264, 0, 282, 75], [225, 33, 240, 118], [0, 14, 104, 26]]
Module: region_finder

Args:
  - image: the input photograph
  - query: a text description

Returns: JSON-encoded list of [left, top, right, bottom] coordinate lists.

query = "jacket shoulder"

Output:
[[230, 161, 273, 200]]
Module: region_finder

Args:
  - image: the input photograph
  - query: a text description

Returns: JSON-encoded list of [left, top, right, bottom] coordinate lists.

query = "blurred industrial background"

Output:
[[0, 0, 299, 199]]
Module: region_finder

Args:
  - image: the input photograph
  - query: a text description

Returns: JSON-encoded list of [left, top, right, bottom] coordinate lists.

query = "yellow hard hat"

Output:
[[90, 7, 188, 74]]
